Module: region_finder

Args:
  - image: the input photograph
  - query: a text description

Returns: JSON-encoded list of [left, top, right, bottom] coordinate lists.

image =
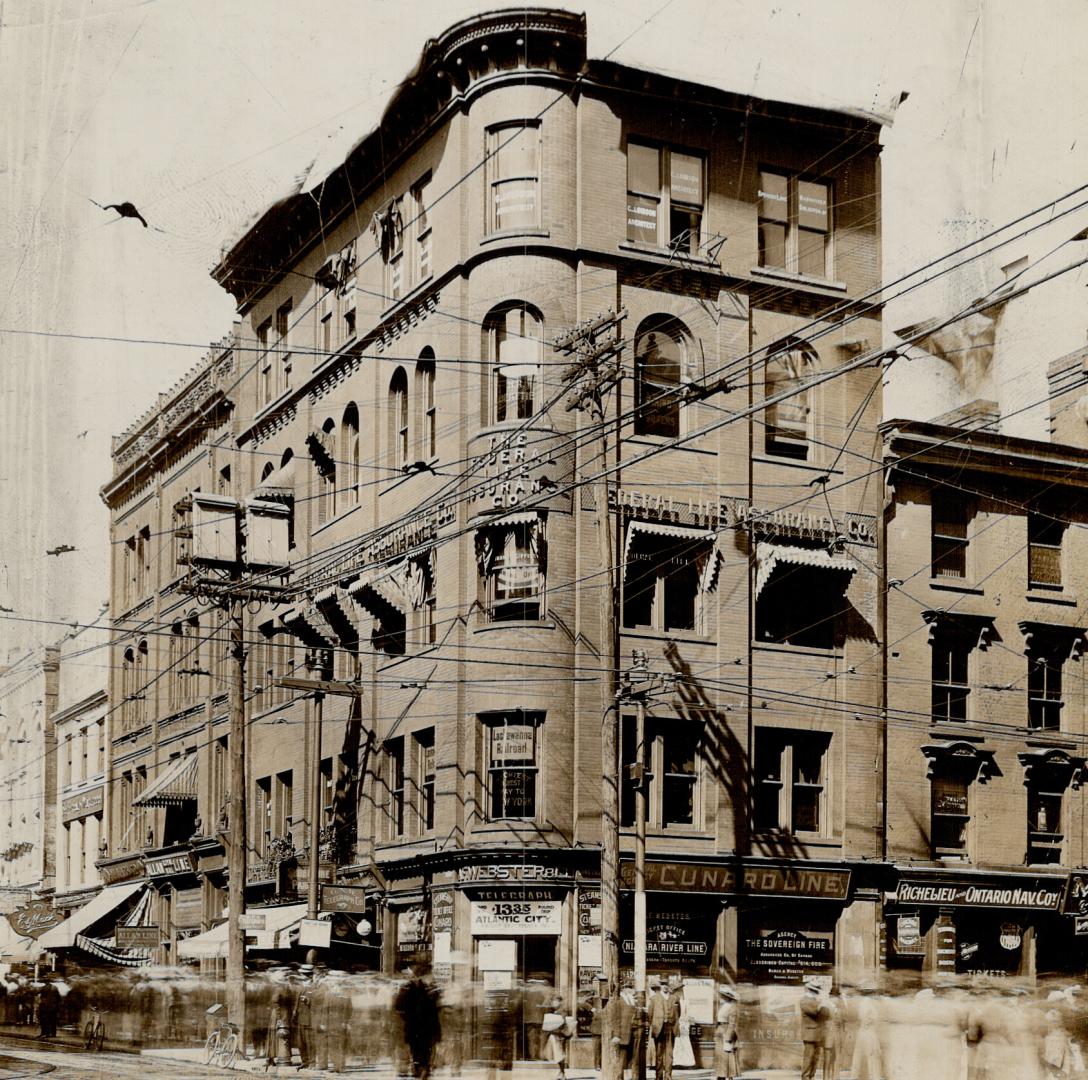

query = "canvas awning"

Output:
[[36, 881, 145, 951], [133, 753, 198, 808], [623, 519, 714, 569], [176, 904, 310, 960], [754, 541, 856, 598], [253, 457, 295, 502], [347, 569, 409, 620]]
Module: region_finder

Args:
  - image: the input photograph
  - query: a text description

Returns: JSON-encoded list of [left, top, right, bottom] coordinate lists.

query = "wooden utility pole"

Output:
[[555, 309, 626, 1080], [225, 591, 247, 1026]]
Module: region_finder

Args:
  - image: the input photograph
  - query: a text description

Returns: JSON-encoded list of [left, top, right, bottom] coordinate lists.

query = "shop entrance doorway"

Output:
[[475, 935, 558, 1061]]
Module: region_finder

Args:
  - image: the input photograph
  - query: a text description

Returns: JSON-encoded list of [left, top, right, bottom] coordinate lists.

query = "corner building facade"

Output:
[[113, 7, 886, 1060]]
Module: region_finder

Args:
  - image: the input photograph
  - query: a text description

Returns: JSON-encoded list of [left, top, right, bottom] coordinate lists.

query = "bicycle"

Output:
[[204, 1019, 240, 1069], [82, 1006, 106, 1052]]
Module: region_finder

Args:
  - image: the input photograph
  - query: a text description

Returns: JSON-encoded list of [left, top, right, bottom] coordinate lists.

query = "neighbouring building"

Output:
[[882, 415, 1088, 981], [151, 7, 893, 1057]]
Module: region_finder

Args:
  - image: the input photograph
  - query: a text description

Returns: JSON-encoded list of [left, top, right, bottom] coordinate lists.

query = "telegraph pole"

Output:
[[555, 309, 626, 1080], [225, 590, 247, 1027]]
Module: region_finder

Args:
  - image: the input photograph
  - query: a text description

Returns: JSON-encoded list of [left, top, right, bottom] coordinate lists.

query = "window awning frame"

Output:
[[754, 541, 856, 599], [133, 753, 199, 808]]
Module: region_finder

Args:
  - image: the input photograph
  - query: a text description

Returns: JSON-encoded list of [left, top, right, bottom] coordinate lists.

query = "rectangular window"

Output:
[[387, 738, 405, 838], [1028, 511, 1063, 589], [476, 516, 545, 623], [753, 729, 830, 836], [320, 756, 335, 826], [1028, 772, 1065, 864], [488, 122, 540, 233], [413, 173, 432, 282], [416, 728, 436, 832], [758, 170, 831, 278], [932, 491, 969, 579], [931, 769, 970, 855], [319, 288, 334, 355], [754, 552, 850, 651], [212, 736, 228, 829], [621, 717, 701, 829], [256, 776, 272, 855], [486, 714, 539, 820], [626, 141, 705, 254], [932, 624, 972, 722], [1028, 646, 1064, 731], [622, 525, 712, 633], [275, 299, 293, 393], [257, 318, 272, 405], [275, 770, 293, 838]]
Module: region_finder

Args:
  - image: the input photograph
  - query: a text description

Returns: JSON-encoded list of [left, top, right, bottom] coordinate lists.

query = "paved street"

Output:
[[0, 1040, 219, 1079]]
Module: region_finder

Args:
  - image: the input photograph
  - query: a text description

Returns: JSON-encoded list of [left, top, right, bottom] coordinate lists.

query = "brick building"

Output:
[[882, 414, 1088, 981], [124, 5, 894, 1033]]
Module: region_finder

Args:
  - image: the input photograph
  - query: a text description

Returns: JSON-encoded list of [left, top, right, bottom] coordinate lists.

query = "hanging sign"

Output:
[[321, 884, 369, 914], [116, 926, 160, 948], [5, 900, 63, 940]]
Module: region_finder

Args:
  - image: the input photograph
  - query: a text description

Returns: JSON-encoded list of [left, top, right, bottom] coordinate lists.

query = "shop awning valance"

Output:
[[176, 903, 310, 960], [133, 754, 198, 808], [623, 520, 715, 570], [279, 605, 338, 648], [176, 918, 229, 960], [347, 570, 410, 620], [754, 541, 856, 599], [36, 881, 145, 951]]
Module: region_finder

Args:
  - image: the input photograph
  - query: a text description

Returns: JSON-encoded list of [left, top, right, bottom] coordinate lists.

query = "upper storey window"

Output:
[[758, 170, 832, 279], [627, 142, 704, 256], [634, 316, 689, 437], [487, 122, 541, 233], [485, 304, 543, 425], [764, 340, 817, 460]]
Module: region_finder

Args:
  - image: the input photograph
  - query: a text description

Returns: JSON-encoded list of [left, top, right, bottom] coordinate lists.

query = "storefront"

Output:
[[886, 869, 1072, 981]]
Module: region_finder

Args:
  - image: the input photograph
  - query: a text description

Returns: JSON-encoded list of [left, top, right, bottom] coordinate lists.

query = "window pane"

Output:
[[494, 126, 537, 180], [669, 206, 702, 254], [663, 731, 696, 776], [627, 193, 660, 242], [628, 143, 660, 195], [662, 776, 694, 825], [933, 494, 968, 538], [797, 228, 827, 277], [493, 178, 538, 229], [662, 547, 698, 630], [759, 222, 787, 269], [758, 172, 789, 223], [797, 181, 829, 231], [635, 328, 682, 437], [622, 535, 658, 628], [792, 786, 820, 833], [1029, 542, 1061, 587], [670, 153, 703, 206], [754, 782, 782, 831], [932, 537, 967, 579]]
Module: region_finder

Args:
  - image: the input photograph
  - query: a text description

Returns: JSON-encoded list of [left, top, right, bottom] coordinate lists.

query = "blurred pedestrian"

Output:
[[606, 987, 638, 1079], [294, 964, 316, 1067], [800, 980, 827, 1080], [36, 978, 59, 1039], [649, 978, 679, 1080], [394, 968, 442, 1080], [822, 986, 843, 1080], [544, 995, 574, 1080], [714, 985, 740, 1080]]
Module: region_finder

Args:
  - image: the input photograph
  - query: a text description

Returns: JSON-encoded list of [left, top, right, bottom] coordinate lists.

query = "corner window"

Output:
[[487, 121, 540, 233], [1028, 511, 1063, 589], [485, 303, 542, 424], [484, 712, 540, 821], [764, 340, 817, 459], [754, 543, 854, 650], [475, 514, 545, 622], [753, 729, 830, 836], [626, 141, 705, 255], [758, 170, 831, 278], [634, 316, 689, 437], [620, 717, 702, 828], [932, 490, 970, 579], [621, 522, 715, 634]]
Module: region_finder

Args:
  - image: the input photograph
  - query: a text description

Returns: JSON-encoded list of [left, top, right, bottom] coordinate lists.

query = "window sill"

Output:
[[928, 578, 985, 595], [627, 436, 717, 455], [752, 829, 839, 847], [474, 620, 555, 634], [380, 275, 435, 320], [618, 241, 720, 270], [639, 828, 715, 841], [481, 228, 550, 246], [752, 640, 843, 659], [1026, 589, 1077, 606], [310, 334, 359, 378], [253, 385, 296, 423], [621, 627, 714, 647], [310, 502, 361, 538], [749, 266, 848, 292]]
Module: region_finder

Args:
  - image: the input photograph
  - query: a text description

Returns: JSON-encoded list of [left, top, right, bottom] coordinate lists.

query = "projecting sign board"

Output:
[[116, 926, 161, 948], [238, 913, 267, 931], [470, 900, 562, 936], [299, 919, 332, 949]]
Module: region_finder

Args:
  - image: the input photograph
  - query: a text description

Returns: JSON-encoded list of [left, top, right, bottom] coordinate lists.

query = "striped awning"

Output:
[[279, 605, 338, 648], [623, 519, 715, 570], [133, 754, 198, 808], [36, 881, 146, 951], [347, 569, 409, 620], [253, 457, 295, 502], [754, 541, 856, 598]]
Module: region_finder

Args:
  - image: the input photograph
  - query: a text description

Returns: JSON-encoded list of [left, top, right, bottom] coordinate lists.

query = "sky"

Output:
[[0, 0, 1085, 668]]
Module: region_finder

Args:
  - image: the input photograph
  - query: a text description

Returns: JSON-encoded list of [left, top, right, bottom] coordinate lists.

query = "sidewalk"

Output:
[[140, 1051, 795, 1080], [0, 1021, 135, 1055]]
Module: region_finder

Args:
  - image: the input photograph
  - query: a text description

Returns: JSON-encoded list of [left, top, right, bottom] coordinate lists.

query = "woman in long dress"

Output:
[[544, 995, 574, 1080], [672, 984, 696, 1070], [714, 985, 740, 1080]]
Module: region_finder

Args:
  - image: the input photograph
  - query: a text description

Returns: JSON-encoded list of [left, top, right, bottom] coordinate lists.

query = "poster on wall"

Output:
[[478, 938, 517, 971], [682, 978, 716, 1025]]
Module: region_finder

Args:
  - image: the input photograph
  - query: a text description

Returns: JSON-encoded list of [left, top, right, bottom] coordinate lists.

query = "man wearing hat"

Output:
[[648, 978, 679, 1080], [294, 964, 316, 1068], [714, 985, 739, 1080], [799, 981, 827, 1080]]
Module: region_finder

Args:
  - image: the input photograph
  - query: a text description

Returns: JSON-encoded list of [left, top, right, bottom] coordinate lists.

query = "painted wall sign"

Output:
[[470, 900, 562, 935], [61, 786, 104, 823], [144, 851, 195, 878], [1062, 872, 1088, 915], [895, 879, 1062, 910], [468, 431, 569, 511], [458, 864, 572, 885], [622, 860, 850, 900], [115, 926, 160, 948], [5, 900, 63, 940]]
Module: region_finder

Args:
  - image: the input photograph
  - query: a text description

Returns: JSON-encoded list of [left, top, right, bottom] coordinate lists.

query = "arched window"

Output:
[[764, 339, 817, 459], [389, 368, 409, 470], [416, 349, 437, 461], [281, 449, 296, 548], [341, 403, 360, 505], [634, 315, 688, 437], [485, 304, 542, 424]]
